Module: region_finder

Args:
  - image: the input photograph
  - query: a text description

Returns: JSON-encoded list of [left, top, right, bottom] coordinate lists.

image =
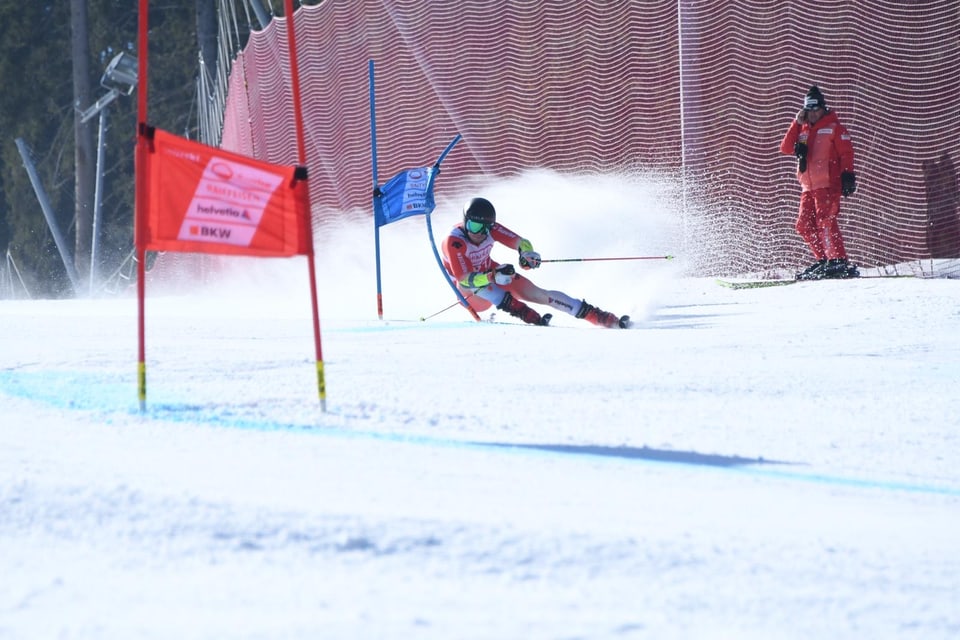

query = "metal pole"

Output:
[[15, 138, 81, 294], [250, 0, 271, 29], [369, 60, 385, 319], [90, 105, 108, 296]]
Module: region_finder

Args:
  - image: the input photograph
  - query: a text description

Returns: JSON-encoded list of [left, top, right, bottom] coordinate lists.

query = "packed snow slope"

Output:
[[2, 172, 958, 639]]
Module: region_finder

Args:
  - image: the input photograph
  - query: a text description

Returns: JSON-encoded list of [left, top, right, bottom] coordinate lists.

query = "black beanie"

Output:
[[803, 85, 827, 111]]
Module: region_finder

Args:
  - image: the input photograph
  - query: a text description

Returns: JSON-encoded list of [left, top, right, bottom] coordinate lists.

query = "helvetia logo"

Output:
[[196, 203, 248, 219]]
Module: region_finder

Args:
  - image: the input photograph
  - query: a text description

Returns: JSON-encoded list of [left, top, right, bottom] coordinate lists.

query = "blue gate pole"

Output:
[[369, 60, 385, 319]]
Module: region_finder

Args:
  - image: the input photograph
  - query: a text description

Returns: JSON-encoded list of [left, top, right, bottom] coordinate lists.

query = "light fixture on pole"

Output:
[[79, 51, 138, 296]]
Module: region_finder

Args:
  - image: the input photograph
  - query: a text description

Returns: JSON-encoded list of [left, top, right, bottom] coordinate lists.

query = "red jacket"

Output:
[[442, 222, 525, 288], [780, 110, 855, 192]]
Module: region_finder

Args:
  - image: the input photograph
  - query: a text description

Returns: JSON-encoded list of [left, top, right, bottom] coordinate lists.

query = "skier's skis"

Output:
[[715, 278, 798, 290], [717, 273, 916, 290]]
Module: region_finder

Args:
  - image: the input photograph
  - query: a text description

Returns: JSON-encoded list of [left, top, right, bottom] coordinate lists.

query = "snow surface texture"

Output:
[[2, 172, 959, 639]]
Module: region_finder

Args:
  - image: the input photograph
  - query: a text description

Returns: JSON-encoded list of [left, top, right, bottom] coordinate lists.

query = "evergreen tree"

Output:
[[0, 0, 251, 297], [0, 2, 76, 296]]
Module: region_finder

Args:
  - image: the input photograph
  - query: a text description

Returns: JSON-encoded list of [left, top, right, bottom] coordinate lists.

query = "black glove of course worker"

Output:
[[841, 171, 857, 197]]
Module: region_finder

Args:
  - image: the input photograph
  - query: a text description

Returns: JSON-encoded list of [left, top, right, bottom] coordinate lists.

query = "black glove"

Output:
[[841, 171, 857, 197], [794, 141, 808, 173], [492, 263, 515, 285]]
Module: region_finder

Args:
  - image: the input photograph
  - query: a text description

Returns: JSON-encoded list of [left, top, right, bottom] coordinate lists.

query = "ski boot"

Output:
[[576, 300, 630, 329], [497, 292, 551, 326], [821, 258, 860, 279], [796, 259, 827, 280]]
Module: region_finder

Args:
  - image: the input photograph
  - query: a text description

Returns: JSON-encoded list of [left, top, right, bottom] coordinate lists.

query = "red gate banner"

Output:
[[138, 127, 311, 257]]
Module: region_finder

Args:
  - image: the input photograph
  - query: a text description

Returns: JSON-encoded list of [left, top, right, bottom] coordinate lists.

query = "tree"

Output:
[[197, 0, 218, 76], [0, 2, 77, 296], [0, 0, 257, 297], [72, 0, 96, 283]]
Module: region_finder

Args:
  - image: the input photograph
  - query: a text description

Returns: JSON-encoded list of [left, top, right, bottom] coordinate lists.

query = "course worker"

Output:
[[780, 85, 859, 279]]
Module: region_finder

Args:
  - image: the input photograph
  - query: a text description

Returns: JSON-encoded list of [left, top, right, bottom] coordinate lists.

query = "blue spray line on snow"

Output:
[[2, 369, 958, 498]]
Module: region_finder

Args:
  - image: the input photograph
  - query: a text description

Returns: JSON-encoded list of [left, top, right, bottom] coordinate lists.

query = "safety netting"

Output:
[[211, 0, 960, 276]]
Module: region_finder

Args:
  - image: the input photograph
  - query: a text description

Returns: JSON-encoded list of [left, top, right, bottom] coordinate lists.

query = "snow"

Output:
[[2, 174, 959, 639]]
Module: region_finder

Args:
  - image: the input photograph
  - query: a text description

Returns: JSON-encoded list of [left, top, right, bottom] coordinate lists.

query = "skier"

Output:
[[441, 197, 630, 328], [780, 85, 859, 279]]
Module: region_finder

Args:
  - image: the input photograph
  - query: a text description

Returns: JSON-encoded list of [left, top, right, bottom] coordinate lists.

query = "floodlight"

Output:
[[101, 52, 138, 95]]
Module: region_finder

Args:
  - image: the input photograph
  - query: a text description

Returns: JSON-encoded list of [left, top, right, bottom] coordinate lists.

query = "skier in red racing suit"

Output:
[[441, 197, 629, 328], [780, 85, 859, 279]]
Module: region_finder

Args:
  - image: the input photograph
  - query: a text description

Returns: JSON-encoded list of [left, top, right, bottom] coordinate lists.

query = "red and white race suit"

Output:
[[441, 223, 580, 316]]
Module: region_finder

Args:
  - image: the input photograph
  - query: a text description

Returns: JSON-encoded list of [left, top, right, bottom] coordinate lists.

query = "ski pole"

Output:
[[420, 291, 477, 322], [540, 255, 674, 263], [419, 300, 462, 321]]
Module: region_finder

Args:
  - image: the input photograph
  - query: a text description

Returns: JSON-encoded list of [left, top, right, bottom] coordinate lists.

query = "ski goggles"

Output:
[[465, 219, 492, 235]]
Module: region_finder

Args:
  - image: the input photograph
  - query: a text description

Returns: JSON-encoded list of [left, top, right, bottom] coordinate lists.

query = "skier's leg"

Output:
[[496, 291, 549, 326], [795, 191, 826, 260], [465, 281, 545, 325], [508, 275, 580, 316], [456, 283, 492, 312], [812, 189, 847, 260], [812, 190, 858, 278], [509, 276, 628, 328]]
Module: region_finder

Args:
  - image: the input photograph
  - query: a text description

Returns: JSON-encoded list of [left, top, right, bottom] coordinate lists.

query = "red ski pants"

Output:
[[795, 188, 848, 260]]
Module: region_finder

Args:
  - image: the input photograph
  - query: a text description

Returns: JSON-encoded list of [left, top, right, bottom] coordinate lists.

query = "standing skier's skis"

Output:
[[716, 273, 916, 290]]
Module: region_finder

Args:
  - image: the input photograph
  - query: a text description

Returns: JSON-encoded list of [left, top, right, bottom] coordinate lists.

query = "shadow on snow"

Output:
[[481, 442, 794, 467]]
